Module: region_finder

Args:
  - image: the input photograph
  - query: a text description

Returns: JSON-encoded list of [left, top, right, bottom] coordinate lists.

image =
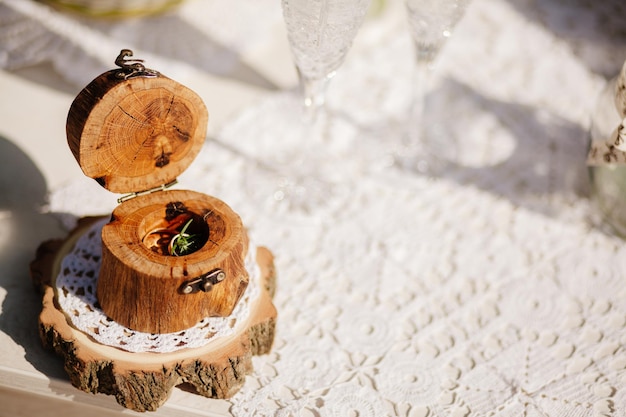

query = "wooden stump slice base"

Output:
[[30, 217, 277, 412]]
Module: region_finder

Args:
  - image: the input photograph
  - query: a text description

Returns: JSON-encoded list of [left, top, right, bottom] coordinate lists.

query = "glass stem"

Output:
[[299, 69, 333, 124]]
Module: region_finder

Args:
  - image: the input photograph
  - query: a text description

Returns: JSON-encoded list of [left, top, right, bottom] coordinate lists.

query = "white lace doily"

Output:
[[55, 217, 260, 354]]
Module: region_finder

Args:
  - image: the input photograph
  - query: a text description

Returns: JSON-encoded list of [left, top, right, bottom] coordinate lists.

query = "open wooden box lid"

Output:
[[66, 50, 208, 195]]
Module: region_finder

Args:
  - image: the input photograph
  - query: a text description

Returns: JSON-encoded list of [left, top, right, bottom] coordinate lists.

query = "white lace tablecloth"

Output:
[[6, 0, 626, 415]]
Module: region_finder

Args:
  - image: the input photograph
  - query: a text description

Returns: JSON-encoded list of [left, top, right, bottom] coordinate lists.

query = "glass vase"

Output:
[[588, 76, 626, 237]]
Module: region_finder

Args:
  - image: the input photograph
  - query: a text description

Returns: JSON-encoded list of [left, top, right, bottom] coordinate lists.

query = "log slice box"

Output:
[[66, 50, 250, 334], [29, 50, 277, 411]]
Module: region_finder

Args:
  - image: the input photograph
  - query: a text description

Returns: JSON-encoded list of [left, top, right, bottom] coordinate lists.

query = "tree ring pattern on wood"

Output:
[[66, 67, 208, 194]]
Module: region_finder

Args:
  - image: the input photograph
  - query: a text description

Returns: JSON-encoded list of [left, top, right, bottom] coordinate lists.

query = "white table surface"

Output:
[[2, 0, 626, 416]]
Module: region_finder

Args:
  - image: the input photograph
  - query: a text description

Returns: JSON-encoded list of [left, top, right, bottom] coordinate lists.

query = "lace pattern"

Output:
[[55, 218, 261, 354], [33, 0, 626, 414]]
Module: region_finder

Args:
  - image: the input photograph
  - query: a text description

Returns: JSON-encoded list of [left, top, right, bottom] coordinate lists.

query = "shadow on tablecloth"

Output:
[[510, 0, 626, 77], [0, 136, 69, 382], [436, 78, 591, 217], [0, 0, 278, 92]]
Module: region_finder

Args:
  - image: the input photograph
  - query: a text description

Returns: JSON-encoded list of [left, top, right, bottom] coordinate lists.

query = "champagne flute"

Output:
[[237, 0, 371, 212], [398, 0, 471, 174], [283, 0, 372, 123]]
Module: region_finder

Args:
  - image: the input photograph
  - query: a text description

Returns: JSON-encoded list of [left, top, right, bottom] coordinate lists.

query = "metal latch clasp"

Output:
[[180, 269, 226, 294]]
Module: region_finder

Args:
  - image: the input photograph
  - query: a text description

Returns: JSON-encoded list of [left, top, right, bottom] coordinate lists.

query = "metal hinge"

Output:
[[117, 179, 178, 203]]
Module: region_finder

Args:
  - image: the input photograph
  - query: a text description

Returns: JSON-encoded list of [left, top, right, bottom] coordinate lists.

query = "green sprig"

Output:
[[168, 218, 197, 256]]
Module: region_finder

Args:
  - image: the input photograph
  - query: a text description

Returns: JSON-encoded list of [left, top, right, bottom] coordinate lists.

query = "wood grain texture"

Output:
[[66, 70, 208, 194], [98, 190, 249, 333], [30, 217, 277, 412]]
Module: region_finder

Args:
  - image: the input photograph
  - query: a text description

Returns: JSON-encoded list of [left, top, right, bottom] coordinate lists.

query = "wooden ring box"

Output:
[[66, 55, 249, 334], [28, 51, 277, 411]]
